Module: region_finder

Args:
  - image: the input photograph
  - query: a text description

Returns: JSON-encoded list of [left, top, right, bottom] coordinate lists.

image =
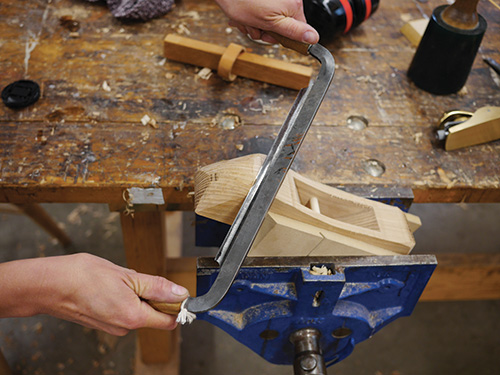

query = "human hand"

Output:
[[0, 253, 189, 336], [214, 0, 319, 44]]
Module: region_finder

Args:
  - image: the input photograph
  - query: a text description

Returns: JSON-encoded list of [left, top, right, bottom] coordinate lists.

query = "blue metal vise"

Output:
[[196, 255, 436, 369]]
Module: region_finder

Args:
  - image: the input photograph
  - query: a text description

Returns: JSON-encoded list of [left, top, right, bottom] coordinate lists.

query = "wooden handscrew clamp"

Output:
[[163, 34, 313, 90]]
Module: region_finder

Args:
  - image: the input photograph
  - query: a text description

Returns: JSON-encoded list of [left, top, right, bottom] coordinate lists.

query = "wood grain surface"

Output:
[[1, 0, 499, 207]]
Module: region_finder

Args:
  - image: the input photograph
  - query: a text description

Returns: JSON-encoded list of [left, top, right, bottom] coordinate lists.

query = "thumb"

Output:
[[130, 272, 189, 303], [271, 17, 319, 44]]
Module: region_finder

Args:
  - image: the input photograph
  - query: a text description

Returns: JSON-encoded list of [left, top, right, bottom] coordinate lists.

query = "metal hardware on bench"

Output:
[[185, 43, 335, 314], [196, 255, 436, 368]]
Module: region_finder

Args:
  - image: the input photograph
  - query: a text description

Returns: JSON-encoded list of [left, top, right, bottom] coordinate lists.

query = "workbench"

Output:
[[1, 0, 499, 371]]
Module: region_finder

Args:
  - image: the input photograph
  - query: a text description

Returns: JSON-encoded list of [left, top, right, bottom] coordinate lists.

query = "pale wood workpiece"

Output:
[[164, 34, 312, 90], [195, 154, 418, 256]]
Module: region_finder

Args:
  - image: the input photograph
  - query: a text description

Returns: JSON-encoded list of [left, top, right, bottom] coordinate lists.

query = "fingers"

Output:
[[126, 272, 189, 304], [220, 0, 318, 44], [273, 17, 319, 44], [123, 272, 187, 329], [228, 18, 319, 45], [139, 302, 179, 330]]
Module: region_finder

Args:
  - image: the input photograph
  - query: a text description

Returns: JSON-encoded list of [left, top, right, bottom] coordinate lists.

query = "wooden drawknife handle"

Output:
[[265, 31, 311, 55], [146, 300, 182, 315]]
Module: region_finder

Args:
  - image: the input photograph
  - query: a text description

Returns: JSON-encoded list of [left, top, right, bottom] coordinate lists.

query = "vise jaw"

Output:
[[196, 255, 436, 369]]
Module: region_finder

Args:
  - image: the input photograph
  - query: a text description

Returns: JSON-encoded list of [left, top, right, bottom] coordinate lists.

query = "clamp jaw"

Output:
[[196, 255, 436, 371]]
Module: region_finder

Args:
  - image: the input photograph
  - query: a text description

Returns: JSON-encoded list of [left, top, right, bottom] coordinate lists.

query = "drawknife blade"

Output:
[[185, 42, 335, 314]]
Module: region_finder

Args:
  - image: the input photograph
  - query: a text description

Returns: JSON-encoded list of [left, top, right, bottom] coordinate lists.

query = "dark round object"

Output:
[[303, 0, 380, 43], [1, 80, 40, 109], [407, 5, 487, 95]]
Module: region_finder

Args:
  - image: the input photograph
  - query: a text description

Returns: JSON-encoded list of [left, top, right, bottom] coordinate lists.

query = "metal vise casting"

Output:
[[196, 255, 436, 370]]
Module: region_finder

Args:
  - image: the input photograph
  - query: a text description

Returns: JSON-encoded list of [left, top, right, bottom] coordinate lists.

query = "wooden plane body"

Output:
[[195, 154, 419, 257]]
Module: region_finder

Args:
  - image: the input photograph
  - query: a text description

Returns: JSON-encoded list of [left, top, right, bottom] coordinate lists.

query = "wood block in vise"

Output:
[[163, 34, 313, 90], [194, 154, 421, 257]]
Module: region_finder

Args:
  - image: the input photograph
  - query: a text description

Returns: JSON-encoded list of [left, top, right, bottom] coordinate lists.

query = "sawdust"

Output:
[[141, 130, 150, 142], [67, 204, 90, 225], [413, 132, 423, 144], [356, 75, 386, 96], [437, 167, 457, 188]]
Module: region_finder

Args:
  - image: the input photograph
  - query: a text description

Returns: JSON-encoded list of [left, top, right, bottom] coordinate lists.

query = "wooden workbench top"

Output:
[[1, 0, 499, 207]]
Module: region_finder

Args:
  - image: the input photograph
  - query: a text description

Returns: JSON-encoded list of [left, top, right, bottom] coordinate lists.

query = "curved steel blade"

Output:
[[186, 44, 335, 313]]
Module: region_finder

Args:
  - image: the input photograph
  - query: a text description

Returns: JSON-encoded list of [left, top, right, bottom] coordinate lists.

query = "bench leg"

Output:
[[14, 203, 72, 247], [120, 211, 176, 364], [0, 350, 11, 375]]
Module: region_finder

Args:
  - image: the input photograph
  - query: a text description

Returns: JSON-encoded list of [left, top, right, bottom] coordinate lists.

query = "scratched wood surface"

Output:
[[0, 0, 499, 207]]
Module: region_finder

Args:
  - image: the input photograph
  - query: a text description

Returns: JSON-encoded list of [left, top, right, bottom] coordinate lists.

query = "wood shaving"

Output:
[[310, 265, 333, 275], [165, 72, 174, 79], [437, 167, 457, 188], [140, 114, 158, 128], [122, 190, 135, 217], [141, 130, 150, 141], [458, 86, 468, 96], [182, 10, 201, 20], [102, 81, 111, 92], [197, 67, 213, 80], [400, 13, 413, 23], [176, 23, 191, 35], [414, 132, 423, 144]]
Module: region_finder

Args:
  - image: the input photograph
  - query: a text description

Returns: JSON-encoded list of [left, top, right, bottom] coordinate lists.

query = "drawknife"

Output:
[[150, 34, 335, 316]]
